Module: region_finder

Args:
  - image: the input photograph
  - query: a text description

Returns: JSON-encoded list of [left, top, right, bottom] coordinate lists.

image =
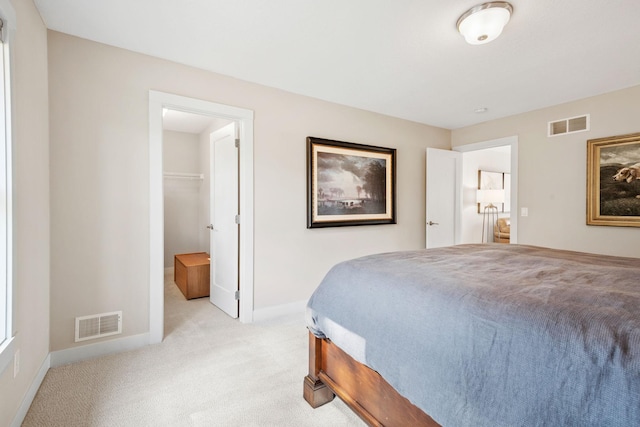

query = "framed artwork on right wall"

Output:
[[587, 132, 640, 227]]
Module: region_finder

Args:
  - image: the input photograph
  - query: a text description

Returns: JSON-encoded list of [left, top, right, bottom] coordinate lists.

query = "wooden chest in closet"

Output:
[[174, 252, 210, 299]]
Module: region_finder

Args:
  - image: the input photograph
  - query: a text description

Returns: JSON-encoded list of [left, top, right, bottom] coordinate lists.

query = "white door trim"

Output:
[[149, 91, 254, 344], [453, 136, 518, 244]]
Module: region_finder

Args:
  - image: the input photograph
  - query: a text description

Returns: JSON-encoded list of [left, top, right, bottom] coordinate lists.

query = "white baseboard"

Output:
[[11, 353, 50, 427], [252, 299, 307, 322], [50, 332, 150, 368]]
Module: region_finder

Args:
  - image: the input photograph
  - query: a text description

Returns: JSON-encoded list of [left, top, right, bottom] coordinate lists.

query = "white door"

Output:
[[209, 123, 239, 318], [426, 148, 461, 248]]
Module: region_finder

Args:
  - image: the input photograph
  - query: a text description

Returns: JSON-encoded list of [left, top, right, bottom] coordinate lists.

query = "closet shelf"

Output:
[[163, 172, 204, 180]]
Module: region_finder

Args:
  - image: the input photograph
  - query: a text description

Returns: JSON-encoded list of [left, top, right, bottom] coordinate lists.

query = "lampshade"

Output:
[[476, 189, 505, 204], [457, 2, 513, 45]]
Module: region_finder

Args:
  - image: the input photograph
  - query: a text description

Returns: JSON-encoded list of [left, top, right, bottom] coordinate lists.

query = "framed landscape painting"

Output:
[[307, 137, 396, 228], [587, 132, 640, 227]]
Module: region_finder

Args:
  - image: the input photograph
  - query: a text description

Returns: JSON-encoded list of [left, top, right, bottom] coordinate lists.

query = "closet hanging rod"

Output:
[[163, 172, 204, 180]]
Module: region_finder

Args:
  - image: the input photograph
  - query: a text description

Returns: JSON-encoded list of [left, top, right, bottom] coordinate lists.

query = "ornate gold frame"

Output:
[[587, 132, 640, 227]]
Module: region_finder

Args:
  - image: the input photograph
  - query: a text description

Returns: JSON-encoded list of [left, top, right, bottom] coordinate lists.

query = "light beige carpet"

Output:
[[22, 274, 365, 426]]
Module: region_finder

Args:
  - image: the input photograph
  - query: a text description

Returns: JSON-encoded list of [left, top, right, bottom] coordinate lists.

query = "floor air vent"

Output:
[[548, 114, 590, 137], [75, 311, 122, 342]]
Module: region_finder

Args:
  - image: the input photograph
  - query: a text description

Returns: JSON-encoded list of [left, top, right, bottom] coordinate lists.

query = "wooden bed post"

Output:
[[303, 332, 335, 408], [302, 332, 441, 426]]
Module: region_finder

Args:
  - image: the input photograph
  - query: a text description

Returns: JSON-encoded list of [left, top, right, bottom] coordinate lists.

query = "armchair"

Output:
[[493, 218, 510, 243]]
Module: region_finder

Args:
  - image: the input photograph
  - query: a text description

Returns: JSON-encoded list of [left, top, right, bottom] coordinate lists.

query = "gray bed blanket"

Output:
[[305, 244, 640, 427]]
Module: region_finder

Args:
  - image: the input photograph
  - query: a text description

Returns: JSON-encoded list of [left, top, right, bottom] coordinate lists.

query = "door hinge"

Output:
[[235, 214, 240, 224], [235, 138, 239, 148], [234, 290, 240, 300]]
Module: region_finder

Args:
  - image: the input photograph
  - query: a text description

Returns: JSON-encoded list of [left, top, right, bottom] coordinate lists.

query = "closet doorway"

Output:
[[149, 91, 254, 344], [162, 112, 239, 319]]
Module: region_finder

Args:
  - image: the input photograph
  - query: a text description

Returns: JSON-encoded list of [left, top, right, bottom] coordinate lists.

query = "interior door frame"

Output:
[[149, 91, 254, 344], [453, 135, 518, 244]]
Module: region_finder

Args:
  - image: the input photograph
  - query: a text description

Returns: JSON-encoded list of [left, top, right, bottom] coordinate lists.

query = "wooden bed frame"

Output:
[[303, 332, 441, 427]]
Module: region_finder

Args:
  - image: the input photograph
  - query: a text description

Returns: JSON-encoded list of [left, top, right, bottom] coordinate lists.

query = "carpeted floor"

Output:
[[22, 274, 365, 426]]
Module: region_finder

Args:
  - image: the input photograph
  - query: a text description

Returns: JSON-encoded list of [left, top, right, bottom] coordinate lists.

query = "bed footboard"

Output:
[[303, 332, 440, 427]]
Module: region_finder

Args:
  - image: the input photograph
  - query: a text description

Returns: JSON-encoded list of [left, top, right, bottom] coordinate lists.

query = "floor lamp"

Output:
[[477, 189, 504, 243]]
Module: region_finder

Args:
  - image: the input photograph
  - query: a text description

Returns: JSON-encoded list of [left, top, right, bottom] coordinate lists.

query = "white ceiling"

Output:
[[33, 0, 640, 130], [162, 109, 231, 134]]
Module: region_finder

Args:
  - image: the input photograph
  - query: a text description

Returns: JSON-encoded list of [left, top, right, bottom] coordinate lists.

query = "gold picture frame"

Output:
[[587, 132, 640, 227]]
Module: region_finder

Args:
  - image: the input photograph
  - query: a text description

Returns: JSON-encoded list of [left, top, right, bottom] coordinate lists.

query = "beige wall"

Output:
[[163, 130, 200, 173], [48, 31, 450, 351], [163, 130, 202, 268], [0, 0, 50, 425], [452, 85, 640, 257]]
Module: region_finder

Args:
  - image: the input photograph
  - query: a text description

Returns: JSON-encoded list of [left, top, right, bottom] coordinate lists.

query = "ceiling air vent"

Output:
[[548, 114, 590, 137], [75, 311, 122, 342]]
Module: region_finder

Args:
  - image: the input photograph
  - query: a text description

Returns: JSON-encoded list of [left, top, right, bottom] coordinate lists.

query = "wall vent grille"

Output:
[[75, 311, 122, 342], [548, 114, 590, 137]]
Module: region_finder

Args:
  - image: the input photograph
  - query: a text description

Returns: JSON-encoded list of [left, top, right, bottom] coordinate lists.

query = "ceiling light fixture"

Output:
[[457, 2, 513, 45]]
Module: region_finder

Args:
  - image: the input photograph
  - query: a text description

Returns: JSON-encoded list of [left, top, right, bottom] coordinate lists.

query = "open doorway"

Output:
[[162, 110, 234, 320], [149, 91, 254, 344], [454, 136, 518, 244], [162, 109, 231, 274]]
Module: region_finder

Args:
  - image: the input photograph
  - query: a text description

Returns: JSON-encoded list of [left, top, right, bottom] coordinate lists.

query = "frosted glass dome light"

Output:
[[457, 2, 513, 45]]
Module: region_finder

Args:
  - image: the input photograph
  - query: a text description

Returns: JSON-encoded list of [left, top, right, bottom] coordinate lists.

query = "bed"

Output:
[[303, 244, 640, 426]]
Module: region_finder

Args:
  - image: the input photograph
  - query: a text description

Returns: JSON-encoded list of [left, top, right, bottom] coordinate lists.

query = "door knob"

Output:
[[206, 224, 214, 230], [427, 221, 439, 226]]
